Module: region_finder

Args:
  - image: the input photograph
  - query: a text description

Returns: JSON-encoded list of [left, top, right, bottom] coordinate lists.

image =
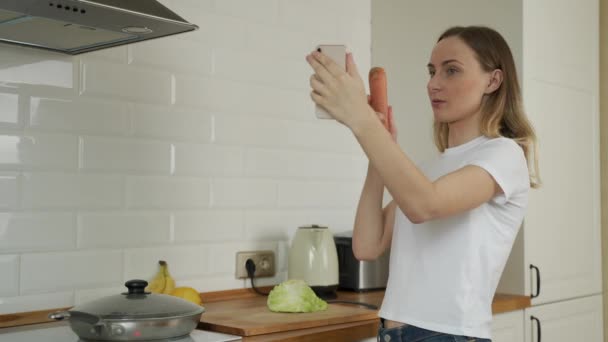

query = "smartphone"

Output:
[[314, 44, 347, 119]]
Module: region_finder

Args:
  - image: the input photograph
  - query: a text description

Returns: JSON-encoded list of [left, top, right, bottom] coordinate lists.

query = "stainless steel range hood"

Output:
[[0, 0, 198, 55]]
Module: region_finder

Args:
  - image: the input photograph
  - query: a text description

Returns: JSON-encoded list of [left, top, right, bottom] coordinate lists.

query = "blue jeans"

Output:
[[377, 319, 492, 342]]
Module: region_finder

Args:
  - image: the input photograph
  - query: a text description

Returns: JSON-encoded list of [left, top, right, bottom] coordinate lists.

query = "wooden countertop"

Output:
[[197, 288, 531, 341], [0, 288, 531, 342]]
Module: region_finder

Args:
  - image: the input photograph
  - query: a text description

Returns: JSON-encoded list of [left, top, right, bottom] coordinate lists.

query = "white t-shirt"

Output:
[[378, 135, 530, 339]]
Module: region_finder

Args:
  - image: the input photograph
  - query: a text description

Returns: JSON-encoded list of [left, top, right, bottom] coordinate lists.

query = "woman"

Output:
[[306, 26, 539, 341]]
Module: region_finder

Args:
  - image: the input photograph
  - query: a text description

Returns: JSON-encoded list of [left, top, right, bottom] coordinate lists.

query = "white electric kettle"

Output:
[[288, 224, 339, 299]]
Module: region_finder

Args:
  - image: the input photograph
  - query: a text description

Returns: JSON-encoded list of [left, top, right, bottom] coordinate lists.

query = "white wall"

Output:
[[0, 0, 371, 314], [371, 0, 523, 163], [371, 0, 525, 294]]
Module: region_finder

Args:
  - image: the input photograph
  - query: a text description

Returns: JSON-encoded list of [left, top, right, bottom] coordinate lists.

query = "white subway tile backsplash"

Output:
[[130, 104, 212, 142], [246, 24, 318, 60], [213, 47, 309, 90], [0, 134, 78, 171], [213, 0, 279, 23], [174, 76, 310, 119], [276, 241, 289, 272], [213, 113, 287, 146], [0, 291, 74, 314], [0, 0, 371, 314], [22, 173, 123, 209], [173, 143, 243, 176], [159, 0, 213, 14], [20, 250, 123, 294], [78, 212, 171, 248], [30, 97, 129, 135], [211, 179, 277, 208], [245, 148, 367, 179], [80, 136, 172, 174], [277, 180, 362, 208], [0, 45, 75, 89], [285, 120, 361, 153], [129, 38, 212, 76], [0, 255, 19, 297], [126, 176, 210, 209], [81, 61, 172, 104], [244, 210, 309, 241], [180, 13, 249, 48], [124, 245, 210, 280], [174, 210, 244, 243], [278, 0, 342, 37], [0, 92, 20, 128], [0, 173, 19, 210], [0, 213, 75, 252]]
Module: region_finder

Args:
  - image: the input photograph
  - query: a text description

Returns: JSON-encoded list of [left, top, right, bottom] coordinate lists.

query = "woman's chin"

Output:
[[433, 111, 449, 123]]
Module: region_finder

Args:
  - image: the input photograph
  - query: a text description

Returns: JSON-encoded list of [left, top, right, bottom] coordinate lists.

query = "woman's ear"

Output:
[[485, 69, 503, 94]]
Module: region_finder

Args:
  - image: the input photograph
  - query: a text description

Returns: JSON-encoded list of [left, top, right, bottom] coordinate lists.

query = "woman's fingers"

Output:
[[310, 90, 325, 107], [388, 105, 397, 139], [312, 50, 346, 78], [376, 111, 388, 129], [345, 53, 361, 78], [309, 74, 329, 96], [306, 54, 335, 86]]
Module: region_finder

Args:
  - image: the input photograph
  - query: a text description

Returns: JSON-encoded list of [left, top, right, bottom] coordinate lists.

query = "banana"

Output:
[[145, 260, 167, 294], [162, 261, 176, 295]]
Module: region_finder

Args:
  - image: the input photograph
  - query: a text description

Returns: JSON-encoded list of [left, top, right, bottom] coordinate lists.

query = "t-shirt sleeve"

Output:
[[467, 138, 530, 205]]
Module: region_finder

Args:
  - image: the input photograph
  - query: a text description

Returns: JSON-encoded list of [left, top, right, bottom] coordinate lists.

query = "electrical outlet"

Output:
[[235, 250, 275, 279]]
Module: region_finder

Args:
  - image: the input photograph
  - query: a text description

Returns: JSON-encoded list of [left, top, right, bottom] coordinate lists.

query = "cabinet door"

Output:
[[522, 0, 601, 304], [492, 310, 524, 342], [524, 295, 603, 342]]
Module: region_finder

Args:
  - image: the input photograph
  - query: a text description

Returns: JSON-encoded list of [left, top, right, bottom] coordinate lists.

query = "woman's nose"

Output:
[[427, 76, 440, 93]]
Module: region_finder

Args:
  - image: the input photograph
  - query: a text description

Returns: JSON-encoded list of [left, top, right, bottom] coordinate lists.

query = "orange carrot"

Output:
[[368, 67, 392, 132], [369, 67, 389, 131]]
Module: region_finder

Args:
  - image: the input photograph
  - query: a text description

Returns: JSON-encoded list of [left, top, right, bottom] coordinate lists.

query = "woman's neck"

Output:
[[447, 112, 482, 148]]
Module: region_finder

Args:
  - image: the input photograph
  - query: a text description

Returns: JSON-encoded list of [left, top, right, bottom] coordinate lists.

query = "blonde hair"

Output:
[[434, 26, 540, 188]]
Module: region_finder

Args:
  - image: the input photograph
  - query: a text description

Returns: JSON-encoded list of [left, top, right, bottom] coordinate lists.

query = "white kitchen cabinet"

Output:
[[520, 0, 602, 306], [524, 295, 603, 342], [492, 310, 524, 342]]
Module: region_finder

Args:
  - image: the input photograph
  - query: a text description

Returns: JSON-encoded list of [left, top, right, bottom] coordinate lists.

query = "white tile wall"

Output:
[[126, 176, 210, 209], [0, 255, 19, 297], [0, 93, 19, 127], [20, 250, 123, 294], [0, 0, 371, 314], [0, 173, 19, 210], [0, 213, 76, 252], [30, 97, 129, 135], [77, 212, 171, 248], [80, 136, 173, 174], [22, 173, 123, 209]]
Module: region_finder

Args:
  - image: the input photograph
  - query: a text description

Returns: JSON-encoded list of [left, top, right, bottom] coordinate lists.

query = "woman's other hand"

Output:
[[371, 100, 397, 142]]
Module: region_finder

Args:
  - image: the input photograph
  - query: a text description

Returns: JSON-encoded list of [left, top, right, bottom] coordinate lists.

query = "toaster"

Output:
[[334, 231, 390, 291]]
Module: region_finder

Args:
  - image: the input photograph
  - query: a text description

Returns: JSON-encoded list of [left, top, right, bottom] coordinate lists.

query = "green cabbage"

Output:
[[266, 279, 328, 313]]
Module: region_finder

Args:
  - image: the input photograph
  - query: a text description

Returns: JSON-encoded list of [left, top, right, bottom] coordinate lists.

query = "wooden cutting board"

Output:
[[198, 296, 379, 337]]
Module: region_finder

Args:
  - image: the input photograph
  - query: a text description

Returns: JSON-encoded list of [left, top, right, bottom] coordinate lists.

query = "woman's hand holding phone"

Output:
[[307, 47, 396, 139], [314, 45, 346, 119], [306, 48, 372, 130]]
